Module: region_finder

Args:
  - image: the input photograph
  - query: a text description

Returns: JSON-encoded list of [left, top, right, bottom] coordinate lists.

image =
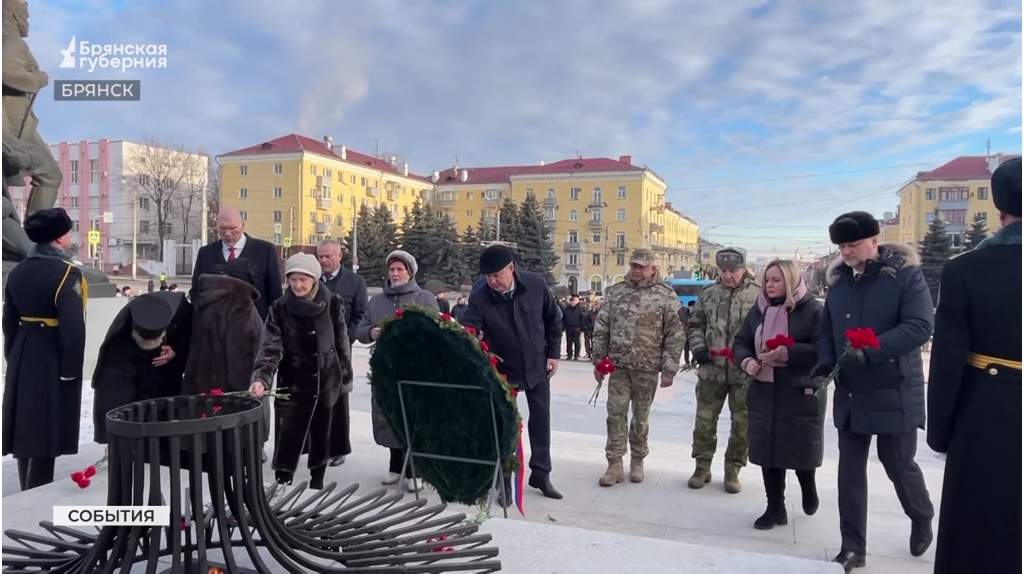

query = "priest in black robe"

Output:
[[92, 291, 193, 444]]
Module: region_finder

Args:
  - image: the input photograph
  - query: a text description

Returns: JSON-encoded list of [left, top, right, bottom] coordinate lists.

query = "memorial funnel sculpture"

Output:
[[1, 395, 502, 573]]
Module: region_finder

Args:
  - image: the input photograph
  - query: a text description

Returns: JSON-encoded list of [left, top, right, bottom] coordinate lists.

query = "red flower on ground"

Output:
[[84, 465, 97, 478], [76, 477, 91, 489], [71, 471, 85, 483], [395, 309, 404, 318]]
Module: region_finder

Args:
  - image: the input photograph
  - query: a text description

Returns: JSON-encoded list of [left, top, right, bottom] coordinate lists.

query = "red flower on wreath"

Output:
[[489, 355, 499, 367], [463, 326, 477, 336], [439, 312, 452, 321], [480, 341, 490, 352], [765, 335, 795, 350], [394, 309, 404, 318]]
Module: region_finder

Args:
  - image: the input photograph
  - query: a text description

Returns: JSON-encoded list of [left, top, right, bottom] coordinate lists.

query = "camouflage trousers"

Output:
[[692, 377, 749, 473], [605, 369, 659, 461]]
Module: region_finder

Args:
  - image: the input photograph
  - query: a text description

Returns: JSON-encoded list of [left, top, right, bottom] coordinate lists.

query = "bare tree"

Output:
[[172, 149, 209, 245], [122, 139, 209, 260], [205, 163, 221, 241]]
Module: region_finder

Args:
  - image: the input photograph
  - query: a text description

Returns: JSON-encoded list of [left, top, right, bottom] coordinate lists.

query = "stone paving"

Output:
[[2, 344, 943, 573]]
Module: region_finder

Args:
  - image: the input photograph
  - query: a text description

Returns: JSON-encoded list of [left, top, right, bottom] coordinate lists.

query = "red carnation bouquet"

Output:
[[71, 456, 107, 489], [764, 335, 795, 350], [816, 327, 880, 397], [588, 357, 617, 406], [710, 348, 735, 362]]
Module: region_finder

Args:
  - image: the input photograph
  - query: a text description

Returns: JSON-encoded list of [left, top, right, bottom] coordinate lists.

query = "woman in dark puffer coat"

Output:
[[733, 259, 826, 530]]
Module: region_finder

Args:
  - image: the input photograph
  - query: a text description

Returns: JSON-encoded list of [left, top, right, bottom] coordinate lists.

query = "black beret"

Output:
[[479, 244, 515, 275], [991, 157, 1021, 217], [23, 207, 73, 244], [829, 211, 880, 245], [128, 295, 173, 340]]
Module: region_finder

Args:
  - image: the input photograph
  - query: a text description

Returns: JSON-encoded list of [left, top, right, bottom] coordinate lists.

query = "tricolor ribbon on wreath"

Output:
[[510, 388, 526, 517]]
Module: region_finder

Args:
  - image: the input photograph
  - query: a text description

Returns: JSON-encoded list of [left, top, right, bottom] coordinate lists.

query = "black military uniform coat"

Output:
[[1, 249, 87, 458], [926, 221, 1022, 574], [91, 291, 193, 443]]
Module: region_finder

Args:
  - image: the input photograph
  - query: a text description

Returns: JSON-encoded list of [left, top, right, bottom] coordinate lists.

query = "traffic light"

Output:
[[694, 271, 701, 280]]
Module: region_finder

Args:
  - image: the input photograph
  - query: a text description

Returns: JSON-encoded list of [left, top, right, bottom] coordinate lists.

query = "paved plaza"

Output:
[[2, 344, 943, 573]]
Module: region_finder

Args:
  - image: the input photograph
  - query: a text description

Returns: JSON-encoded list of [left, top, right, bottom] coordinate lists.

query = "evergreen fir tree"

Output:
[[919, 208, 952, 303], [431, 214, 470, 288], [460, 225, 482, 284], [517, 192, 559, 284], [343, 204, 388, 286], [399, 200, 436, 281], [476, 211, 496, 243], [963, 212, 989, 251], [497, 199, 523, 245]]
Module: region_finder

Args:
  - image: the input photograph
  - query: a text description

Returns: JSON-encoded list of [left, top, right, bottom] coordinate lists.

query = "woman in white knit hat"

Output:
[[251, 252, 353, 492]]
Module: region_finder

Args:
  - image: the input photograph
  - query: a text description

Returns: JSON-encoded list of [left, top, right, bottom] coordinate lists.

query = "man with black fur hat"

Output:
[[91, 290, 193, 444], [926, 157, 1021, 574], [462, 244, 564, 504], [814, 210, 935, 571], [2, 207, 86, 490]]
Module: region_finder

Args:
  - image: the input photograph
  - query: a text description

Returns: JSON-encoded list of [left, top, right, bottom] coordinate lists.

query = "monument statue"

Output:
[[2, 0, 111, 293]]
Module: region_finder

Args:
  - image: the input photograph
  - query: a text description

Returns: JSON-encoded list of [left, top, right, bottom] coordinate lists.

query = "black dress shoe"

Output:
[[831, 550, 865, 572], [528, 475, 563, 499], [329, 456, 346, 467], [802, 487, 819, 516], [910, 520, 933, 557]]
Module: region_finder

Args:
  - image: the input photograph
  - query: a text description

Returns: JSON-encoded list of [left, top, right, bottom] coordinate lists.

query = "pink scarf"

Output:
[[752, 279, 808, 383]]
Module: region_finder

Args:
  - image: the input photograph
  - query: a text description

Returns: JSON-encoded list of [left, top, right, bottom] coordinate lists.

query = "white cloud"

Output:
[[24, 0, 1022, 251]]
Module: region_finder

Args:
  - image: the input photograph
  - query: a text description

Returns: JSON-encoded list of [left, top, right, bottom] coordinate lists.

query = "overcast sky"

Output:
[[26, 0, 1023, 257]]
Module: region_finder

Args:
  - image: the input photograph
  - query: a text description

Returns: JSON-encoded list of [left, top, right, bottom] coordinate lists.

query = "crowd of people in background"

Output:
[[1, 159, 1019, 574]]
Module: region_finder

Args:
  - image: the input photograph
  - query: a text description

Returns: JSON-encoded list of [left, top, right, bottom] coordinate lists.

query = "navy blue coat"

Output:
[[461, 270, 562, 390], [816, 243, 933, 435]]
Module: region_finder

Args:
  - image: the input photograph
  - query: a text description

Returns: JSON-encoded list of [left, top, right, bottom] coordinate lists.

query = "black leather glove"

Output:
[[838, 348, 867, 369], [693, 349, 712, 365]]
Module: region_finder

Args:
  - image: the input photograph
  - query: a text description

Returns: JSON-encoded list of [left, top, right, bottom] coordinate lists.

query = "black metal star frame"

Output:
[[2, 395, 502, 573]]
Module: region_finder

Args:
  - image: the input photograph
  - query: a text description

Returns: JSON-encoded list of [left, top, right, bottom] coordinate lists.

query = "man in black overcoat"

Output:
[[317, 238, 366, 466], [461, 245, 564, 505], [2, 208, 86, 491], [191, 207, 283, 320], [926, 157, 1022, 574], [813, 211, 936, 572], [91, 291, 192, 444]]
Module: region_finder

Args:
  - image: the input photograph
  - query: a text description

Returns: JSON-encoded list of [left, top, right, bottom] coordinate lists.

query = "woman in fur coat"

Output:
[[251, 253, 352, 490]]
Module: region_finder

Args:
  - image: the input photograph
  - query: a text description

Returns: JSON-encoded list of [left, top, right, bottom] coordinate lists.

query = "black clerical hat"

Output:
[[129, 295, 173, 340]]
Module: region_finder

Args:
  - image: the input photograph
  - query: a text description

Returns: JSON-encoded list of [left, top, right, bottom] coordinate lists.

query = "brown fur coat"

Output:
[[183, 274, 263, 394]]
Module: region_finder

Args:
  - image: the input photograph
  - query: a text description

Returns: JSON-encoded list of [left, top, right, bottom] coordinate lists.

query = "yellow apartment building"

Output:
[[430, 155, 699, 294], [898, 153, 1020, 249], [217, 134, 431, 247]]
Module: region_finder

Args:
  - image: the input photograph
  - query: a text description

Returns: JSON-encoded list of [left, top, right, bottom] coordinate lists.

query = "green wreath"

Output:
[[369, 305, 521, 506]]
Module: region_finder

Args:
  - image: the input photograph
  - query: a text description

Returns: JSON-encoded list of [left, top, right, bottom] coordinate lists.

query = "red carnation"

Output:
[[71, 471, 85, 483], [210, 388, 224, 396], [480, 341, 490, 352], [395, 309, 404, 318], [84, 465, 97, 478], [765, 334, 796, 350], [76, 477, 91, 489], [595, 357, 616, 375], [464, 326, 477, 336], [440, 312, 452, 321], [489, 355, 499, 366], [709, 349, 719, 357], [845, 327, 879, 350]]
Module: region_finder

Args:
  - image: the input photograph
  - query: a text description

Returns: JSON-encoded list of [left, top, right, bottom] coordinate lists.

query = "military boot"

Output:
[[724, 469, 742, 494], [598, 458, 625, 487], [629, 458, 645, 483], [687, 467, 711, 489]]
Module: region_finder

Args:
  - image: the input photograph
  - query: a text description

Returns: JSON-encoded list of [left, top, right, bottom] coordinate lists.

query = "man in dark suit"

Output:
[[461, 244, 564, 505], [191, 207, 283, 320], [317, 238, 367, 466], [927, 157, 1021, 574]]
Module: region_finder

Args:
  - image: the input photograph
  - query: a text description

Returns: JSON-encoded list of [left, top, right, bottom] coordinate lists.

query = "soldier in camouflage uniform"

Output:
[[592, 249, 686, 486], [687, 247, 760, 493]]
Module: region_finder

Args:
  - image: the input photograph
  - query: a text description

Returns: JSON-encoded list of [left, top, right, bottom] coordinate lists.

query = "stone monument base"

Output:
[[1, 259, 117, 297]]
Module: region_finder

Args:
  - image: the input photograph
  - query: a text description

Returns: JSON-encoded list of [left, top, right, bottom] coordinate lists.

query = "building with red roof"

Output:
[[898, 153, 1020, 248], [217, 134, 434, 247]]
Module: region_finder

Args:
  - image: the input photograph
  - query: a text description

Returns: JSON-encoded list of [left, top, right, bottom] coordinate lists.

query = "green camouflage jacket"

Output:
[[592, 274, 686, 374], [687, 273, 760, 383]]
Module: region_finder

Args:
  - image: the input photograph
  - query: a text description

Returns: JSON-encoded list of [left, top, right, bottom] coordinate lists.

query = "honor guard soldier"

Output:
[[1, 207, 87, 491], [927, 156, 1022, 574]]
